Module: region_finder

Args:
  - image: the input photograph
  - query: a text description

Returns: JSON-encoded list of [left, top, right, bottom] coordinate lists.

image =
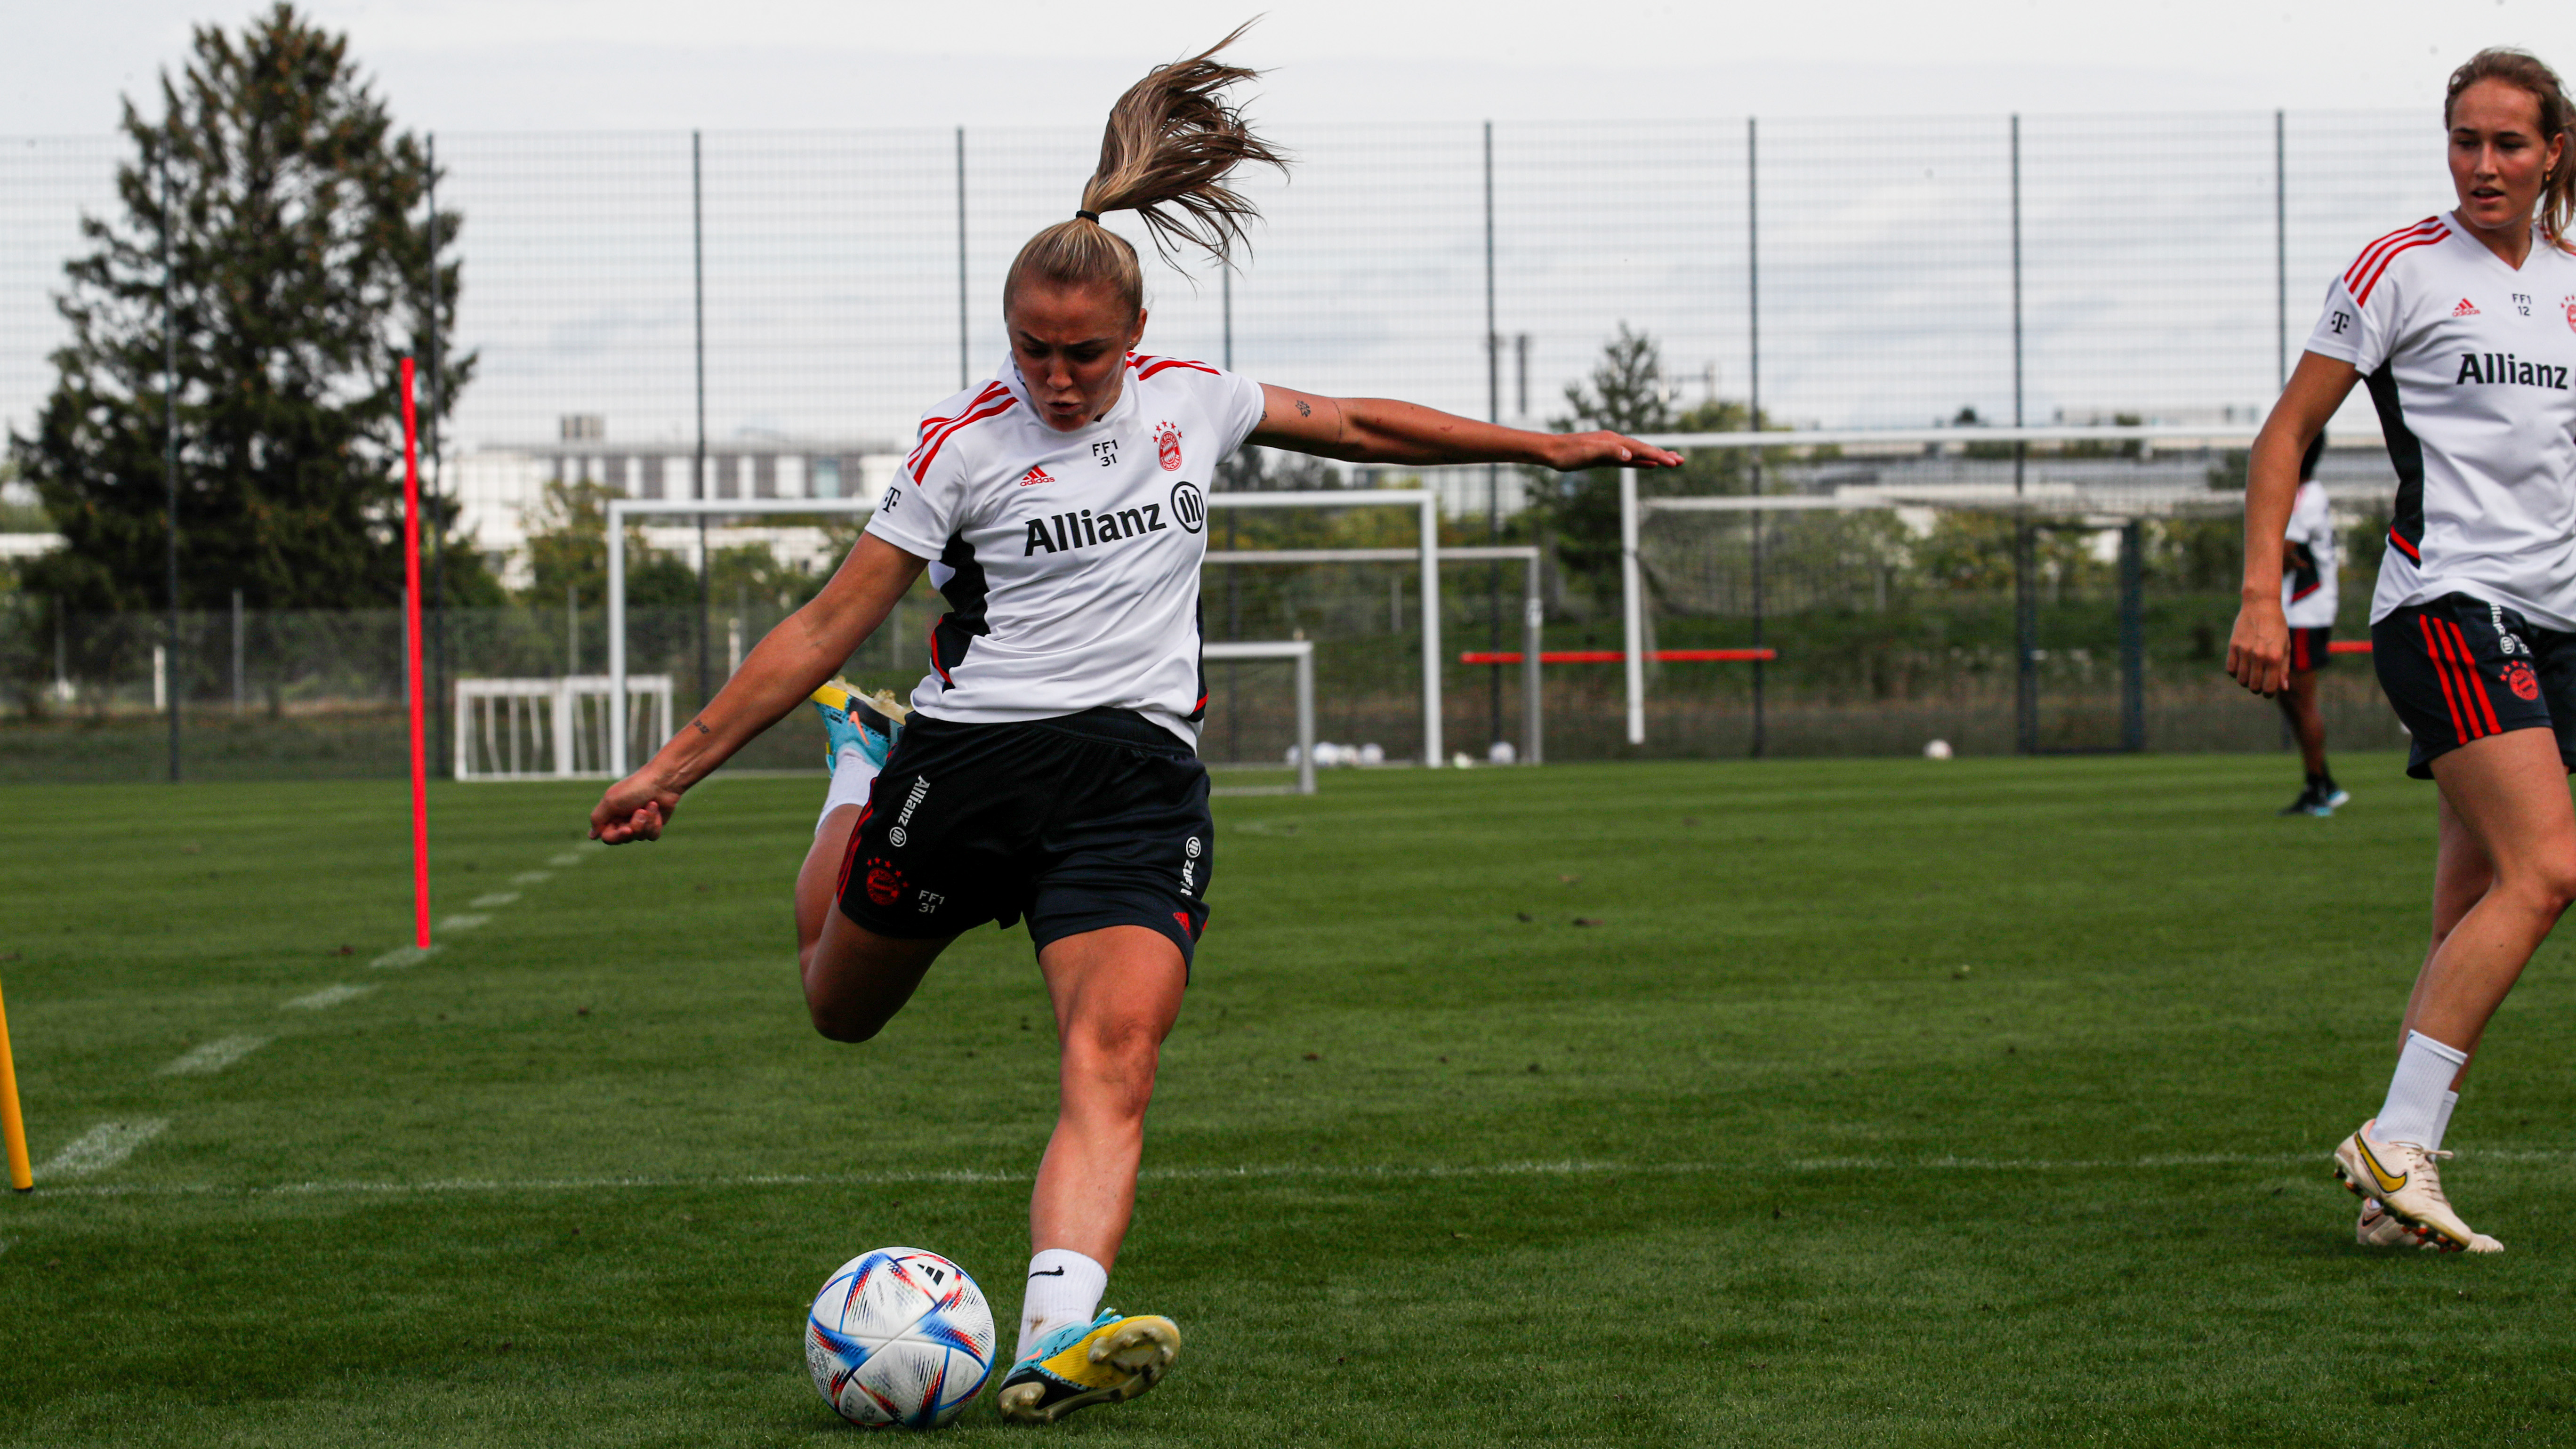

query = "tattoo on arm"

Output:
[[690, 718, 712, 736], [1295, 399, 1311, 418]]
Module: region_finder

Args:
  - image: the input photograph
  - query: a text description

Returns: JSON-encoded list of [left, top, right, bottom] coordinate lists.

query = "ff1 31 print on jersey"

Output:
[[2303, 214, 2576, 632], [865, 354, 1267, 744]]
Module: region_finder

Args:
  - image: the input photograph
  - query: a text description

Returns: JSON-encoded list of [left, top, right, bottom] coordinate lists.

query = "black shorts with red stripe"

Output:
[[2288, 626, 2335, 673], [2373, 593, 2576, 780], [834, 707, 1213, 965]]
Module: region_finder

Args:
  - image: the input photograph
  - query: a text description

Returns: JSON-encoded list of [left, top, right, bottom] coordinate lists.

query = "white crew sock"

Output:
[[2376, 1030, 2468, 1147], [2428, 1090, 2461, 1153], [813, 744, 879, 837], [1016, 1248, 1107, 1363]]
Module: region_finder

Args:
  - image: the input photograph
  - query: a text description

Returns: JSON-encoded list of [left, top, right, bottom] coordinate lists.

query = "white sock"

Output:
[[1016, 1248, 1107, 1362], [2376, 1030, 2468, 1146], [2428, 1090, 2461, 1153], [813, 744, 878, 837]]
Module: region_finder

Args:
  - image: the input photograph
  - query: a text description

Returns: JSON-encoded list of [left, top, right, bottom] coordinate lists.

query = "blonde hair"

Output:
[[1002, 22, 1290, 316], [2445, 47, 2576, 251]]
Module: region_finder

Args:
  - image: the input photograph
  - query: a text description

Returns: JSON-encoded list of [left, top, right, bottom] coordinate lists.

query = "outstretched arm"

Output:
[[2226, 351, 2359, 697], [1246, 384, 1682, 471], [589, 533, 929, 844]]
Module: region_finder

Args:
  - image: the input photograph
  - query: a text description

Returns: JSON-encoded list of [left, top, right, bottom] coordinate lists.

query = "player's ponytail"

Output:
[[2444, 48, 2576, 253], [1003, 22, 1290, 317]]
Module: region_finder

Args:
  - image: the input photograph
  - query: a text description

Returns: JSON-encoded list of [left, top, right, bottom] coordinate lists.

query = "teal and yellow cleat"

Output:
[[993, 1310, 1180, 1425], [809, 679, 910, 773]]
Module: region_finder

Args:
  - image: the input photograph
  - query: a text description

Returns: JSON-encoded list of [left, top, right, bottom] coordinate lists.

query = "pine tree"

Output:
[[11, 3, 481, 611]]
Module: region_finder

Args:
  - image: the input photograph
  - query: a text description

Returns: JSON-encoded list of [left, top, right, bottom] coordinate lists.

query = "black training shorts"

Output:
[[2372, 592, 2576, 779], [2288, 626, 2334, 674], [835, 707, 1213, 964]]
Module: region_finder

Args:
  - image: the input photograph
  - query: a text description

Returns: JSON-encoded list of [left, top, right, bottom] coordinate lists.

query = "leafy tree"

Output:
[[520, 479, 698, 610], [10, 4, 487, 611], [1527, 324, 1780, 599]]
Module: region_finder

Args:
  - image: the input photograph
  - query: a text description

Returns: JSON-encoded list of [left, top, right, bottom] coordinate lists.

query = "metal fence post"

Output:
[[2275, 109, 2288, 388], [1746, 115, 1765, 759], [956, 126, 970, 392], [230, 588, 242, 711], [1483, 119, 1503, 752], [2015, 520, 2038, 753], [426, 133, 449, 778], [161, 147, 181, 783], [2120, 520, 2145, 751], [692, 130, 710, 711]]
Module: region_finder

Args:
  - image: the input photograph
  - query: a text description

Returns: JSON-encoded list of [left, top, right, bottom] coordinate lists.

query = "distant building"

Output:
[[447, 433, 904, 587]]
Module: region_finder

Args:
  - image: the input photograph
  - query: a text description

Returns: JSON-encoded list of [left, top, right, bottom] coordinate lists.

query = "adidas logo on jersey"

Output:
[[1023, 502, 1171, 556], [2454, 298, 2481, 316], [1018, 466, 1055, 488], [2454, 352, 2570, 390]]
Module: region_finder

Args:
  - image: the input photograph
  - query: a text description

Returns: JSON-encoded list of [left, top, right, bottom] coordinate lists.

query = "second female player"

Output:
[[2229, 47, 2576, 1255]]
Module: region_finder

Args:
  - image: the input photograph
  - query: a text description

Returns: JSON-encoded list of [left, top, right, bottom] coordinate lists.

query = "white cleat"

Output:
[[2357, 1197, 2501, 1252], [2334, 1119, 2502, 1254]]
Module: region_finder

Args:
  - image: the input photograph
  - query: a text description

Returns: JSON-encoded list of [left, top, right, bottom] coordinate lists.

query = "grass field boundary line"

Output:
[[40, 1148, 2574, 1200], [281, 983, 378, 1011], [156, 1035, 270, 1077], [369, 944, 440, 970], [38, 1120, 169, 1179]]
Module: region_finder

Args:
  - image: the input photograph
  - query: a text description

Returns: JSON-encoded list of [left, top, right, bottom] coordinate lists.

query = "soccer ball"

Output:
[[1923, 738, 1954, 760], [806, 1248, 996, 1429]]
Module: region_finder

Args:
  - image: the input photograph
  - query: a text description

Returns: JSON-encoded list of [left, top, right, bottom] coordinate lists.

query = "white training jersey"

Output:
[[2301, 212, 2576, 630], [2281, 479, 2339, 628], [864, 353, 1267, 743]]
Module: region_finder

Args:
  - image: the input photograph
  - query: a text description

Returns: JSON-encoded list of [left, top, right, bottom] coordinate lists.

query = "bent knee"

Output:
[[809, 1002, 888, 1044], [2499, 858, 2576, 915]]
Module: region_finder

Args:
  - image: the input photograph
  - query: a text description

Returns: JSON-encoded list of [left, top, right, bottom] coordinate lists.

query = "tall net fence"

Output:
[[0, 110, 2453, 781]]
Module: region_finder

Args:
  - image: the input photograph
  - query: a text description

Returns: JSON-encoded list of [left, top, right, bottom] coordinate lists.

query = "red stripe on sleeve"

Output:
[[2353, 232, 2447, 306], [907, 396, 1019, 482], [2343, 217, 2444, 290]]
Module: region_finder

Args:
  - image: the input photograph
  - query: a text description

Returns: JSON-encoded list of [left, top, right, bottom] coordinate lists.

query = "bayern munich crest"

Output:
[[1155, 421, 1183, 471]]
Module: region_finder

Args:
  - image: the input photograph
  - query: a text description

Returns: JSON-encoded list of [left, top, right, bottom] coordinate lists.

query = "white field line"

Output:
[[435, 914, 490, 932], [282, 983, 377, 1011], [45, 1148, 2576, 1200], [40, 1120, 168, 1178], [509, 871, 553, 885], [469, 892, 521, 909], [370, 944, 439, 970], [157, 1035, 270, 1077], [547, 852, 587, 867]]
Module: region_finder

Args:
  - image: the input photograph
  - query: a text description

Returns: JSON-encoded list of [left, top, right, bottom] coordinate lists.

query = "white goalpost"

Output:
[[455, 674, 674, 780], [1613, 422, 2267, 746], [604, 490, 1449, 777]]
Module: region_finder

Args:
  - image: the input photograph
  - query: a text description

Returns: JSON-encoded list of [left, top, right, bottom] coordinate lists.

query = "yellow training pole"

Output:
[[0, 971, 30, 1192]]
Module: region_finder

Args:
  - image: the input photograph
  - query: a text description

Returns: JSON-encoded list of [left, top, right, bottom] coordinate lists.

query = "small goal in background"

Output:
[[456, 676, 674, 781]]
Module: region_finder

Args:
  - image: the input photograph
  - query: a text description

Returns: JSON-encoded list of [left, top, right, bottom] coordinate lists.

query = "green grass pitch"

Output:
[[2, 754, 2572, 1446]]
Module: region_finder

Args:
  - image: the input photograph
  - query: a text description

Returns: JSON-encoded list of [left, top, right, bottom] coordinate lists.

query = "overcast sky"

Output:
[[6, 0, 2574, 135]]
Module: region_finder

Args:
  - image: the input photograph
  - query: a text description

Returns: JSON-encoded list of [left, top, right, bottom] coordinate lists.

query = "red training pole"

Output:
[[402, 356, 431, 951]]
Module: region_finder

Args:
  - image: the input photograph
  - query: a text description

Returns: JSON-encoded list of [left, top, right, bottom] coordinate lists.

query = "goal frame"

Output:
[[1613, 423, 2265, 747]]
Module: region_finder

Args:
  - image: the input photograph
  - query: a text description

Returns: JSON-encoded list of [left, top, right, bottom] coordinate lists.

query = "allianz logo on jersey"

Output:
[[2454, 352, 2571, 389], [1021, 481, 1208, 556]]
